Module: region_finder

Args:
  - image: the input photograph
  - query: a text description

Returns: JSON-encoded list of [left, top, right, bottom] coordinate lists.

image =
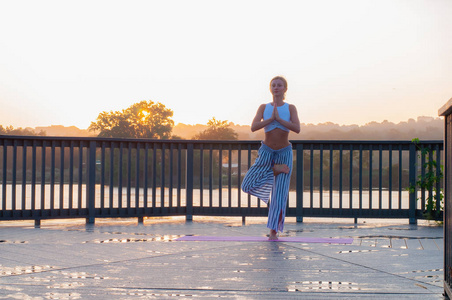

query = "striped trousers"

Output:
[[241, 142, 293, 233]]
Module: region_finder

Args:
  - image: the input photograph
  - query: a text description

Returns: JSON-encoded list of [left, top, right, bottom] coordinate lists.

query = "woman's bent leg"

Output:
[[241, 145, 274, 204]]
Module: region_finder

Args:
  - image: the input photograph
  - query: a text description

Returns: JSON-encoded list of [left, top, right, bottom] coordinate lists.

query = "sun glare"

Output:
[[141, 110, 149, 122]]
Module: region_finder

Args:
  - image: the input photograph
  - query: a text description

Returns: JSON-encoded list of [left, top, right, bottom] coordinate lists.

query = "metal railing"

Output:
[[0, 136, 443, 225]]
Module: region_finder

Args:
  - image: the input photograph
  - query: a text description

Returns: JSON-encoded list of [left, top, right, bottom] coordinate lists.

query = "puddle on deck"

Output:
[[0, 265, 57, 276], [0, 240, 28, 244], [288, 280, 364, 291], [83, 234, 183, 244]]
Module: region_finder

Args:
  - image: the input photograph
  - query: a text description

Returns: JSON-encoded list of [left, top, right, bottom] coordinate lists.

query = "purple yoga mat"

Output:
[[175, 236, 353, 244]]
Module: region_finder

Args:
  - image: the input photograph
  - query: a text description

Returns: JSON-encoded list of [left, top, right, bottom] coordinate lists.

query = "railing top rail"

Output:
[[0, 135, 443, 145], [0, 135, 444, 152]]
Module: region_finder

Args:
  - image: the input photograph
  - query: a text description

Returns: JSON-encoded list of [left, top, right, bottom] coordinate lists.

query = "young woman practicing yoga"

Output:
[[241, 76, 300, 240]]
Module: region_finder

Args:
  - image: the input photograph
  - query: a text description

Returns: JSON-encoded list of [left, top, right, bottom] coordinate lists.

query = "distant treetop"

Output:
[[192, 117, 238, 140], [89, 100, 175, 139]]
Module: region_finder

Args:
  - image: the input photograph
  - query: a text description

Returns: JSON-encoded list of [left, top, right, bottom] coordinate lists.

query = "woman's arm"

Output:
[[274, 104, 300, 133], [251, 104, 274, 132]]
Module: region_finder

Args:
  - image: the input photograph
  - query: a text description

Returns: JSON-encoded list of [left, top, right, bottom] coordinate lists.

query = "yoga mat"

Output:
[[175, 236, 353, 244]]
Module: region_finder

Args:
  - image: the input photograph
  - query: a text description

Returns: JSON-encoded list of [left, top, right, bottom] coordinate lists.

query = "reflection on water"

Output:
[[288, 281, 364, 291], [0, 239, 27, 244], [83, 234, 182, 244], [109, 288, 194, 298], [0, 265, 57, 276], [284, 255, 320, 261], [45, 292, 82, 299], [339, 249, 379, 254]]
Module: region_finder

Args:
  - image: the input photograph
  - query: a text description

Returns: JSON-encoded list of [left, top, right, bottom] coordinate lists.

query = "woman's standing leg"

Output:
[[267, 148, 293, 238]]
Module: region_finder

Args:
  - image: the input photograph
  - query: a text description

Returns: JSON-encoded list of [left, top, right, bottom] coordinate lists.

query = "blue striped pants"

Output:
[[241, 142, 293, 233]]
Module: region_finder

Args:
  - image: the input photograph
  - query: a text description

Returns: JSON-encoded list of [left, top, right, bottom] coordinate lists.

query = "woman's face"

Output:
[[270, 78, 287, 97]]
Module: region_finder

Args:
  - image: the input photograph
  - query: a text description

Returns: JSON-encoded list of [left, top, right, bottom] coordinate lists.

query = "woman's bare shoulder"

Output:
[[288, 103, 298, 111], [257, 103, 268, 111]]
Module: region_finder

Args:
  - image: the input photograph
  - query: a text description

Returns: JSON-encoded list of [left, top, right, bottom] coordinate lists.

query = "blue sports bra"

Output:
[[263, 102, 291, 132]]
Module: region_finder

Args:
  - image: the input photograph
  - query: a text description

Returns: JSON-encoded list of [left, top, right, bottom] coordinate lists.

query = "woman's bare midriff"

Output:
[[263, 129, 290, 150]]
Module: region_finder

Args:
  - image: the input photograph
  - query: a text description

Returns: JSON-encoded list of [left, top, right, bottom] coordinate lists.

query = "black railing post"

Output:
[[296, 143, 304, 222], [186, 143, 194, 221], [409, 142, 417, 224], [86, 140, 96, 224], [439, 97, 452, 299]]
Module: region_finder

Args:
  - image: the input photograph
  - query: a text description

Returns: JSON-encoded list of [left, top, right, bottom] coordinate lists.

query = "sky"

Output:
[[1, 0, 451, 130]]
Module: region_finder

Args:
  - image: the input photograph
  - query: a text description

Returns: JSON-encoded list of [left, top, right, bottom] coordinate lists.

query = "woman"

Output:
[[241, 76, 300, 240]]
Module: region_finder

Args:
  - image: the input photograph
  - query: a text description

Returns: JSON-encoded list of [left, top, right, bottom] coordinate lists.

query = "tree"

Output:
[[89, 100, 175, 139], [193, 117, 238, 140]]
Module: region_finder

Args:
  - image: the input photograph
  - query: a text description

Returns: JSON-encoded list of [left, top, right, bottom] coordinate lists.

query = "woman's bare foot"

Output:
[[268, 229, 278, 240], [273, 164, 290, 176]]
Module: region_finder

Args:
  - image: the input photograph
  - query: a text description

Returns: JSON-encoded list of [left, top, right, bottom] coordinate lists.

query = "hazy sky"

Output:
[[1, 0, 451, 129]]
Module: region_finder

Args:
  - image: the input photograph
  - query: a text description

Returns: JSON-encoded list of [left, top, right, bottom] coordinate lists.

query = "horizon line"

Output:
[[2, 115, 443, 131]]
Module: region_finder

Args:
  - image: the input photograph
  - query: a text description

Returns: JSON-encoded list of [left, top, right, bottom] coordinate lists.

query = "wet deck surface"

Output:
[[0, 217, 445, 299]]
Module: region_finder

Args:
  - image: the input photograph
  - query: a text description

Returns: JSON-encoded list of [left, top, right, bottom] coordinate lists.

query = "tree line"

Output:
[[0, 100, 444, 141], [88, 100, 237, 140], [0, 125, 46, 136]]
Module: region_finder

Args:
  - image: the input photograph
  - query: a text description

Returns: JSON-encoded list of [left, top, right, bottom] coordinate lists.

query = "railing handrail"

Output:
[[0, 134, 443, 142], [0, 134, 443, 147]]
